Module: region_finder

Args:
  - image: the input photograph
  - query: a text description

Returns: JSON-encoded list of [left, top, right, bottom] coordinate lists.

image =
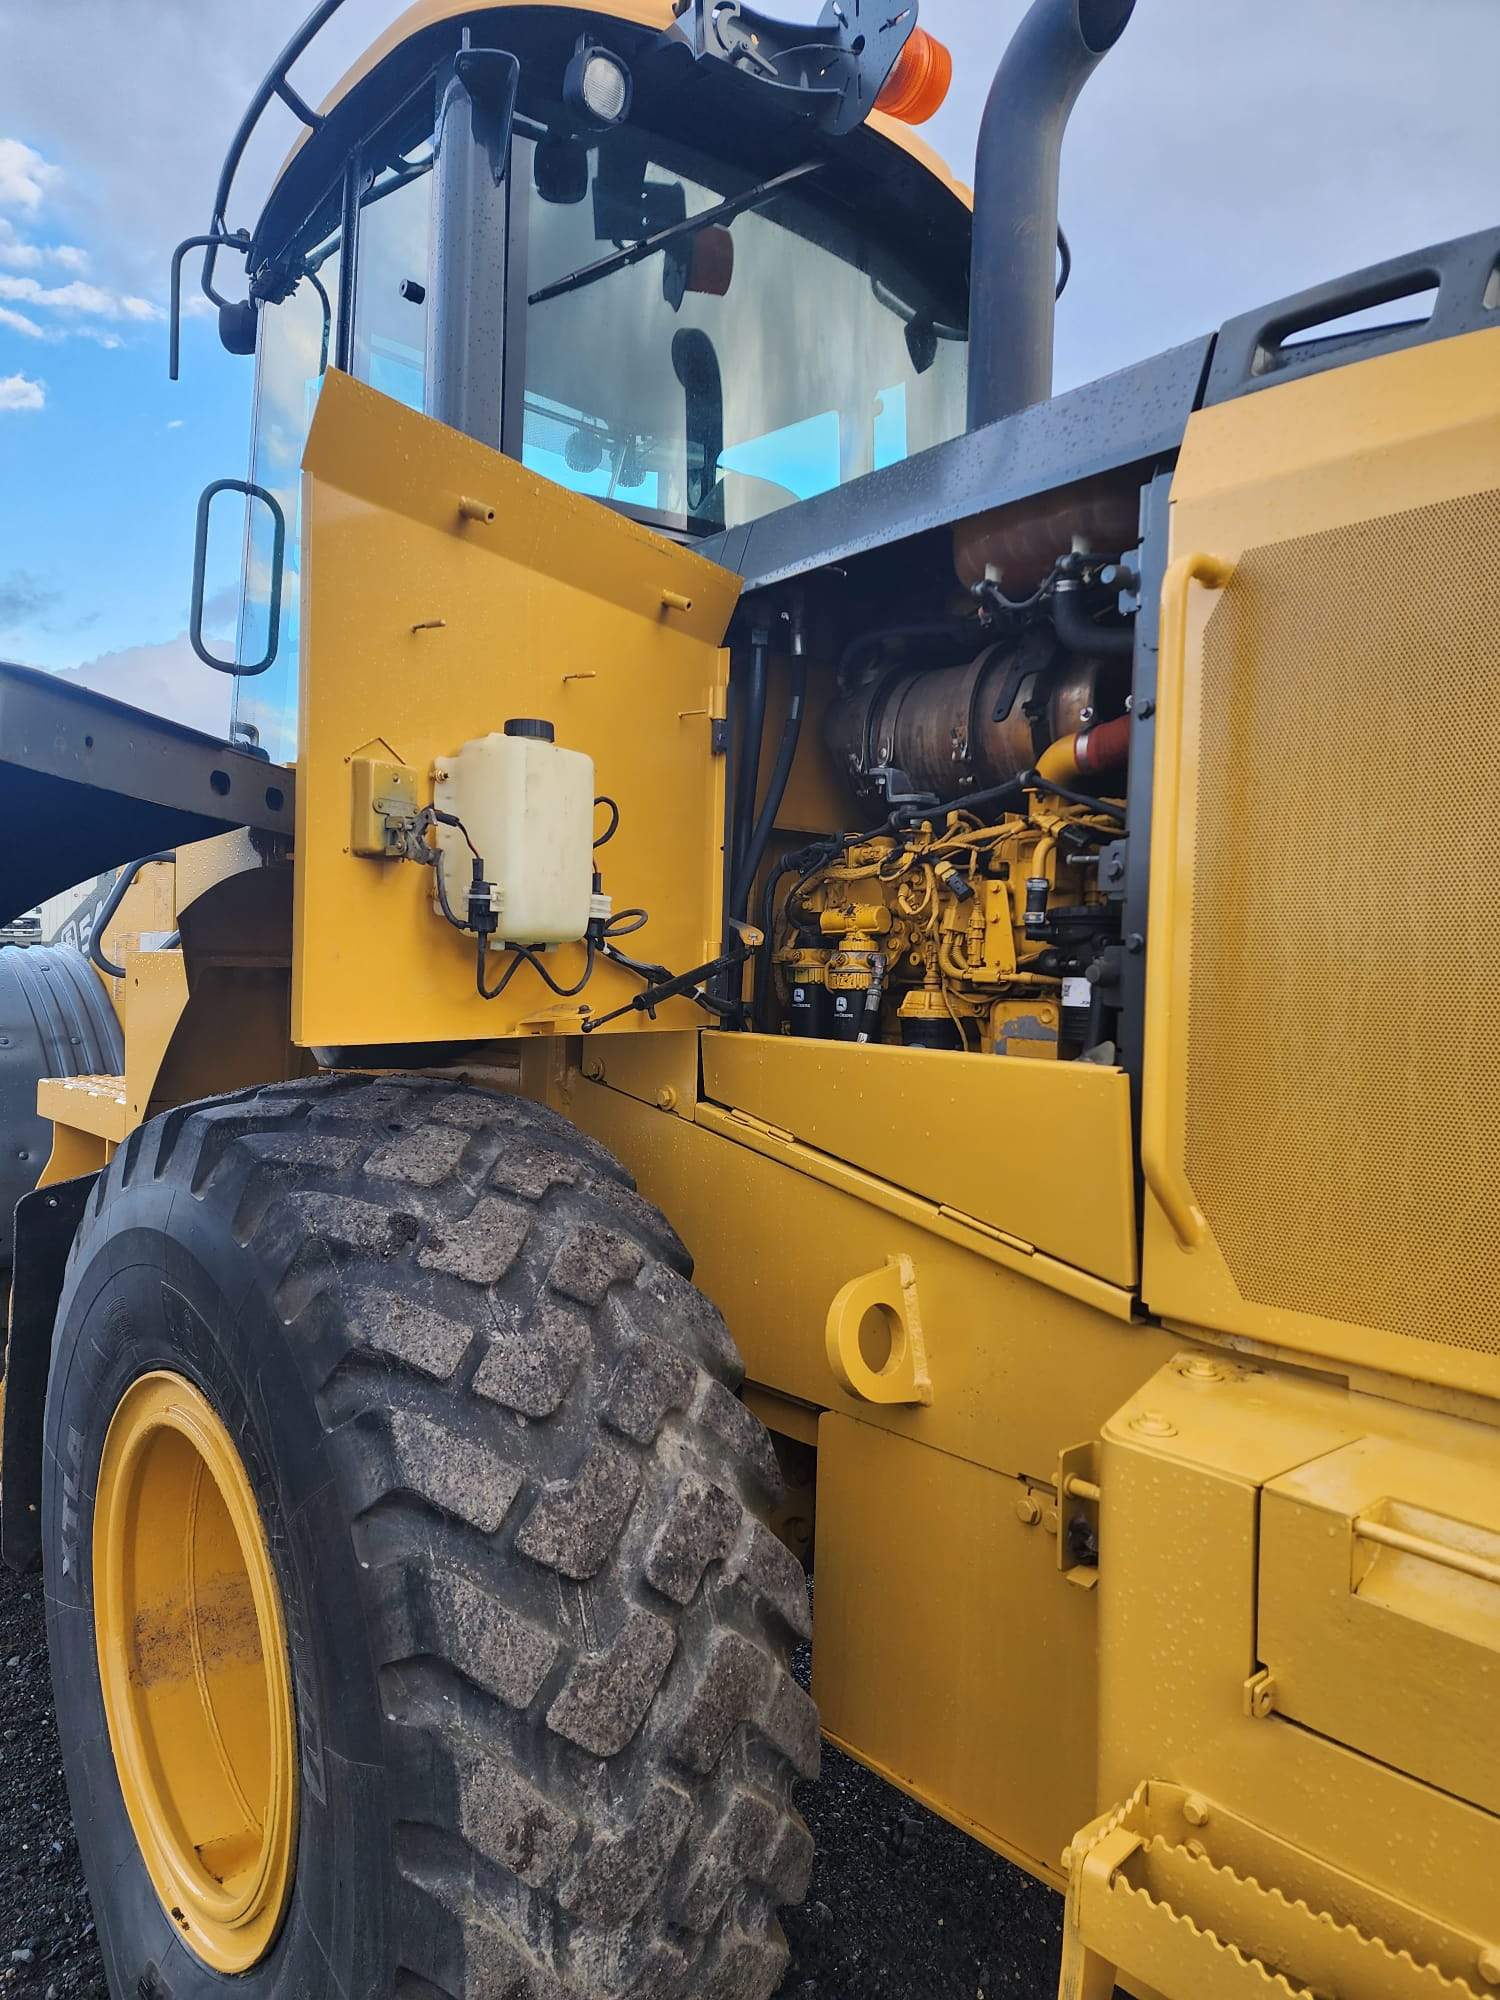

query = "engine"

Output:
[[758, 549, 1137, 1063]]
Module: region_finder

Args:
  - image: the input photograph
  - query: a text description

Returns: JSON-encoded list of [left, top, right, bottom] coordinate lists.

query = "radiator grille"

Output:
[[1185, 490, 1500, 1360]]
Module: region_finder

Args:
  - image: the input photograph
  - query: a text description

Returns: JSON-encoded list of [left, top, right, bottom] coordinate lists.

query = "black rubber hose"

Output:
[[730, 631, 771, 913], [837, 617, 978, 683], [733, 654, 808, 918], [890, 778, 1025, 829], [89, 852, 175, 980], [1025, 770, 1126, 822], [1052, 579, 1134, 657]]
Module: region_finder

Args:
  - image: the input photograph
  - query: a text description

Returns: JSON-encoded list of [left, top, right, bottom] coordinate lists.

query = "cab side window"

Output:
[[232, 205, 342, 763], [231, 87, 435, 762], [352, 104, 436, 412]]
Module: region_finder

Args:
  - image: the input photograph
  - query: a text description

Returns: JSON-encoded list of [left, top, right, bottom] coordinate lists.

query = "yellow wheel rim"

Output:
[[93, 1371, 297, 1973]]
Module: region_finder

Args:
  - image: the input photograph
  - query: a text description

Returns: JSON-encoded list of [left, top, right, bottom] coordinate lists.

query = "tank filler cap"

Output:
[[504, 718, 555, 741]]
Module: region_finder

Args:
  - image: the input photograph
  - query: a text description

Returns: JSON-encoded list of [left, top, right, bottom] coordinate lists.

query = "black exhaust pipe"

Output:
[[966, 0, 1136, 432]]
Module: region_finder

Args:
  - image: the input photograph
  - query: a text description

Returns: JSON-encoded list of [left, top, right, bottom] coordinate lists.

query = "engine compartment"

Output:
[[737, 516, 1141, 1066]]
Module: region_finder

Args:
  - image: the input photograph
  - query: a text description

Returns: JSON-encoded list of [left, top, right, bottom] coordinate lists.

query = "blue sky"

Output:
[[0, 125, 256, 730], [1, 0, 1497, 736], [0, 265, 247, 669]]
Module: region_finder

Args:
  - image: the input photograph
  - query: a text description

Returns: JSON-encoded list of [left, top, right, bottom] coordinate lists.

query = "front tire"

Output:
[[43, 1074, 816, 1999]]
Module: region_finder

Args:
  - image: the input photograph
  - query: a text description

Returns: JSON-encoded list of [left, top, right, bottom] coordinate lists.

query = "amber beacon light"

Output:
[[876, 27, 953, 124]]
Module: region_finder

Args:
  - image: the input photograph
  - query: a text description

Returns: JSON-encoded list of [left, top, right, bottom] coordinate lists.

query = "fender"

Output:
[[1, 1173, 96, 1570]]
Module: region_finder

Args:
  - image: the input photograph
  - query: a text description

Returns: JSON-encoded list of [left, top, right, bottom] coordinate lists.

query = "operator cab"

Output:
[[223, 1, 971, 761]]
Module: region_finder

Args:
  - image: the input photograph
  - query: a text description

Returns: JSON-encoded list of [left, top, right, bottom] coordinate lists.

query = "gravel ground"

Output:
[[0, 1569, 105, 1999], [0, 1562, 1062, 2000]]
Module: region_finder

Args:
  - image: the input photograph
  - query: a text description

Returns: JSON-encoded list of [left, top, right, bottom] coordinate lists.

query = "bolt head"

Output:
[[1182, 1794, 1211, 1827], [655, 1085, 678, 1111], [1477, 1946, 1500, 1986], [1015, 1495, 1041, 1527], [1178, 1354, 1226, 1382], [582, 1056, 605, 1082], [1130, 1409, 1177, 1438]]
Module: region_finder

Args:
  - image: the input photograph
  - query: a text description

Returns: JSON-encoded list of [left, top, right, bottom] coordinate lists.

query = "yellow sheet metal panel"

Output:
[[121, 950, 188, 1126], [557, 1062, 1174, 1483], [815, 1412, 1095, 1881], [702, 1032, 1138, 1288], [294, 371, 737, 1047], [1144, 326, 1500, 1397], [1096, 1358, 1500, 1948], [1259, 1428, 1500, 1816]]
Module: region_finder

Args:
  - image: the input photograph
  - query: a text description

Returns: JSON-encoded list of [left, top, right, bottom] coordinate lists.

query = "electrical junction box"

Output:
[[433, 721, 594, 946], [349, 751, 419, 857]]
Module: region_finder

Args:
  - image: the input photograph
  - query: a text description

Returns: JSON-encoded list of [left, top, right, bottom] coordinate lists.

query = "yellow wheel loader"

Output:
[[3, 2, 1499, 1995]]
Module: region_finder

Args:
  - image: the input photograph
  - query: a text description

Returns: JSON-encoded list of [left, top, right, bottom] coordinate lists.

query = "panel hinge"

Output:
[[1243, 1667, 1278, 1719], [1056, 1439, 1101, 1587], [728, 1106, 795, 1145], [937, 1205, 1033, 1256]]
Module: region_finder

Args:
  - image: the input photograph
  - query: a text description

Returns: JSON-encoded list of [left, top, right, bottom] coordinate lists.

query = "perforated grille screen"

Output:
[[1186, 490, 1500, 1359]]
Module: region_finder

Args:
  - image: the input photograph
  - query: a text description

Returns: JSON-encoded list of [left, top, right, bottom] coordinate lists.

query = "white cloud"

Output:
[[0, 303, 44, 338], [0, 138, 58, 214], [0, 215, 88, 271], [54, 631, 231, 738], [0, 272, 163, 321], [0, 372, 45, 411], [166, 417, 185, 429]]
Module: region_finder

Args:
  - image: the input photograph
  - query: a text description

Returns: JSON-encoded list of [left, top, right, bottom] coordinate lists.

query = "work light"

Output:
[[563, 38, 632, 128]]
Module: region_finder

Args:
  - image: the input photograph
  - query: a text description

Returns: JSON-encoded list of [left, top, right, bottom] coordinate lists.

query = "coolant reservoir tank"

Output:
[[433, 719, 594, 947]]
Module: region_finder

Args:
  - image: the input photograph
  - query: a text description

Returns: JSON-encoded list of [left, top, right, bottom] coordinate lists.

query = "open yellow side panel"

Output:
[[293, 371, 738, 1048], [1143, 325, 1500, 1398]]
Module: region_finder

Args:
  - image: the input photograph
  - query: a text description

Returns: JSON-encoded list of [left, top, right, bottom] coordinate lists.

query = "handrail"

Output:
[[169, 232, 250, 381], [1140, 551, 1233, 1249], [189, 479, 287, 677], [200, 0, 350, 307], [89, 854, 176, 981], [1354, 1516, 1500, 1589]]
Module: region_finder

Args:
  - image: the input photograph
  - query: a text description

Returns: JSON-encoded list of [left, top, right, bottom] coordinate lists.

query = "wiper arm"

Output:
[[528, 159, 824, 308]]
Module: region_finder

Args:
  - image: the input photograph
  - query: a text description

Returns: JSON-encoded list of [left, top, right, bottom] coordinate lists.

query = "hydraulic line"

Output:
[[733, 652, 808, 917], [730, 629, 771, 917]]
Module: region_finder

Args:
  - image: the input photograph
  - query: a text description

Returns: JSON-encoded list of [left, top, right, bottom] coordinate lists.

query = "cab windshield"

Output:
[[518, 129, 968, 535], [233, 97, 967, 759]]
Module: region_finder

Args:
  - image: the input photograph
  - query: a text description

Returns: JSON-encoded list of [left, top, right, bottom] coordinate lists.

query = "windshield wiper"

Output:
[[528, 159, 824, 308]]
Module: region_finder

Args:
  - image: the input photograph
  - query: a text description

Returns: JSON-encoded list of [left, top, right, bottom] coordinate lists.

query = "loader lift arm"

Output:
[[0, 659, 295, 926]]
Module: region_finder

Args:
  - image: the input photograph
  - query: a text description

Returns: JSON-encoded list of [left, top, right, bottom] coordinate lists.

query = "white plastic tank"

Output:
[[432, 720, 594, 947]]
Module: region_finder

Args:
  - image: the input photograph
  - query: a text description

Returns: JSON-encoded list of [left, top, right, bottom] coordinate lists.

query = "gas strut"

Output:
[[583, 923, 763, 1033]]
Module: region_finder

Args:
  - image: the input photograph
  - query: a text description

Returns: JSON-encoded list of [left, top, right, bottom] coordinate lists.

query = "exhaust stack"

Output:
[[966, 0, 1136, 432]]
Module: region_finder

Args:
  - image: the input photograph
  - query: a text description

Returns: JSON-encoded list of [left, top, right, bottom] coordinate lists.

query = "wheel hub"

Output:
[[93, 1371, 297, 1972]]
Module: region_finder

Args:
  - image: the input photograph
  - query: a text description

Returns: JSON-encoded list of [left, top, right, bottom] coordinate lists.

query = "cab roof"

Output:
[[280, 0, 971, 208]]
